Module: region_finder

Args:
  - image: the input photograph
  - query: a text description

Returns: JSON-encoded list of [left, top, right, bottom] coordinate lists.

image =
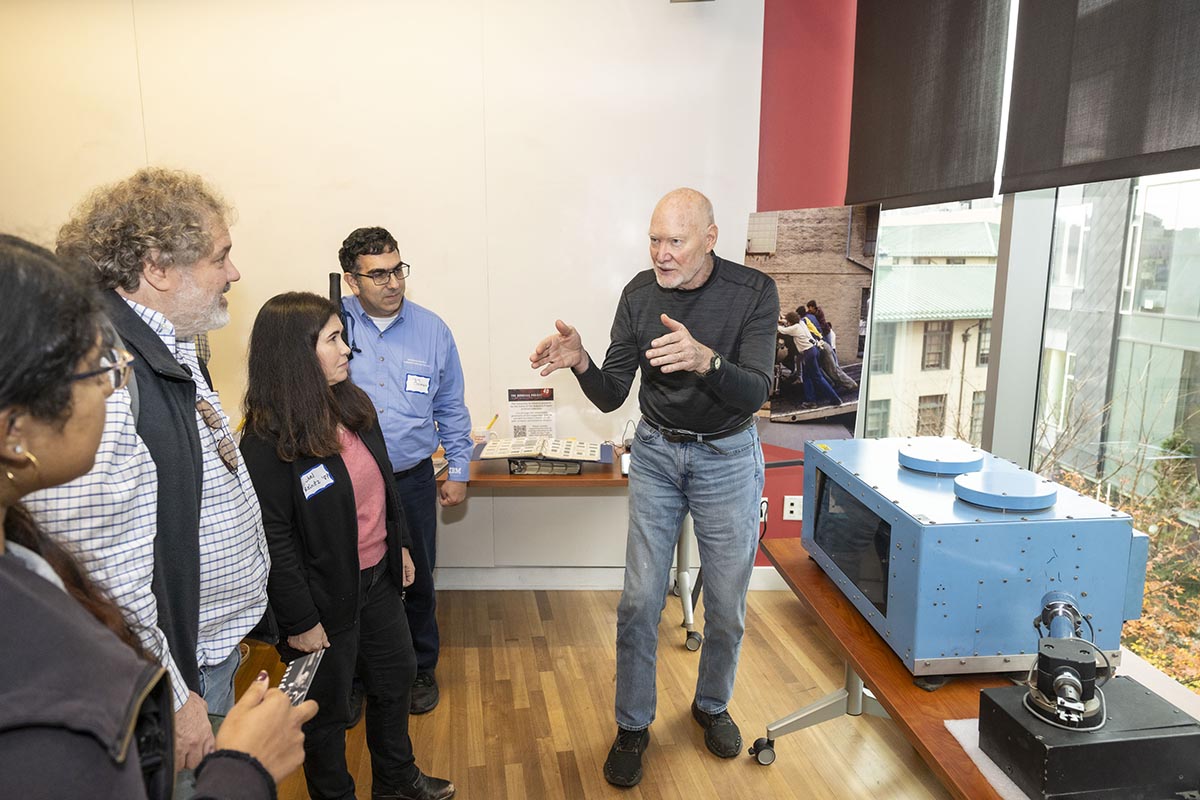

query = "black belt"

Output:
[[642, 416, 755, 444], [394, 457, 431, 480]]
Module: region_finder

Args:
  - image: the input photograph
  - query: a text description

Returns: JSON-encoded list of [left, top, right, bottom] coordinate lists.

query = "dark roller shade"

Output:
[[845, 0, 1010, 209], [1001, 0, 1200, 194]]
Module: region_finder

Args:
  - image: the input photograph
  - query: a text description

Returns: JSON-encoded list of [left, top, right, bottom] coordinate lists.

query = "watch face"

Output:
[[712, 355, 722, 371]]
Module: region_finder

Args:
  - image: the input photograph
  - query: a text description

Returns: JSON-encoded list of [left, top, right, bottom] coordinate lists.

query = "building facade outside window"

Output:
[[969, 390, 986, 446], [1028, 169, 1200, 692], [922, 321, 952, 370], [976, 319, 991, 366], [865, 399, 891, 439], [862, 200, 999, 439], [917, 394, 946, 436]]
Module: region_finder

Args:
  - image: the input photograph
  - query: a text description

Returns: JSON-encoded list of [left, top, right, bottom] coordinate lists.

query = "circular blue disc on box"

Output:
[[897, 438, 984, 475], [953, 470, 1057, 511]]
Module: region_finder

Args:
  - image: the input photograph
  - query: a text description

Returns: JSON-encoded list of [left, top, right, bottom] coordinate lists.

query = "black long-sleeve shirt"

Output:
[[576, 253, 779, 433]]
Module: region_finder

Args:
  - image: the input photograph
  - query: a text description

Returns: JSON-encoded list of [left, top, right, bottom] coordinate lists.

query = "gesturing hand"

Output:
[[530, 319, 589, 376], [645, 314, 714, 374]]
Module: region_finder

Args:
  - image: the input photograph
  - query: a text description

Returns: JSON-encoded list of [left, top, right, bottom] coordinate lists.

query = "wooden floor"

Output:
[[238, 590, 951, 800]]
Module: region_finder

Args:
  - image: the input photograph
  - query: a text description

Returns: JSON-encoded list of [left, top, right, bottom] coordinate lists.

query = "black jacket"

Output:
[[240, 420, 412, 639], [0, 551, 273, 799], [103, 290, 206, 695]]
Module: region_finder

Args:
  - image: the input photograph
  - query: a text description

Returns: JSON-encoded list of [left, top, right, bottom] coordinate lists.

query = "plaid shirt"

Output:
[[25, 300, 269, 709]]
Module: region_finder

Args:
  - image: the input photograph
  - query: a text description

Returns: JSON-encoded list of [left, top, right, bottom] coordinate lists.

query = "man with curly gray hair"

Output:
[[26, 167, 270, 795]]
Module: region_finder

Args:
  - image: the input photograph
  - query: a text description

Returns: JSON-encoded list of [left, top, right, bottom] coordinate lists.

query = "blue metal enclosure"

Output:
[[801, 437, 1149, 676]]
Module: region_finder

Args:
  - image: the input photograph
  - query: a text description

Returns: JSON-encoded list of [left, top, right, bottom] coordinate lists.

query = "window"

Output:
[[922, 320, 952, 370], [917, 394, 946, 436], [869, 322, 896, 374], [914, 256, 932, 265], [946, 257, 966, 265], [976, 319, 991, 366], [859, 288, 871, 358], [969, 391, 986, 445], [865, 399, 891, 438], [746, 211, 779, 255], [1122, 173, 1200, 319], [1028, 171, 1200, 693]]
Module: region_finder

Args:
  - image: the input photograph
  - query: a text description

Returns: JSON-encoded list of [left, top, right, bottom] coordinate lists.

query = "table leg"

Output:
[[676, 514, 702, 651], [750, 664, 889, 764]]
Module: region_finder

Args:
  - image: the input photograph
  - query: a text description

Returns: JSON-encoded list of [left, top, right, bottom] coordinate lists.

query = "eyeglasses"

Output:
[[70, 348, 135, 392], [196, 397, 239, 474], [352, 262, 411, 286]]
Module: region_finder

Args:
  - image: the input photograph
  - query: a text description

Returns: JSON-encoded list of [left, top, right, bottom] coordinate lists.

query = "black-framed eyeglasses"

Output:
[[70, 348, 134, 392], [352, 262, 411, 286]]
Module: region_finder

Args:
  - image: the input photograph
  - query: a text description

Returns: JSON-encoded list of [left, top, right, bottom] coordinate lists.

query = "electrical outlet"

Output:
[[759, 497, 769, 522], [783, 495, 803, 521]]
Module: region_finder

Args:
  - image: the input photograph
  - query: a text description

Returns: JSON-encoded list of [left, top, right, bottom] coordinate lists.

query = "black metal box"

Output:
[[978, 676, 1200, 800]]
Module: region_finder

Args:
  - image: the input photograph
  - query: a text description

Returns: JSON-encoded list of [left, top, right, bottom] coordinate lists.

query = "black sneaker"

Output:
[[410, 671, 439, 714], [373, 771, 455, 800], [603, 727, 650, 787], [691, 701, 742, 758]]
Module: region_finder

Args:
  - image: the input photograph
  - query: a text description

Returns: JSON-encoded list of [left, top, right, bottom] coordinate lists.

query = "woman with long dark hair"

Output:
[[0, 234, 315, 798], [241, 292, 453, 800]]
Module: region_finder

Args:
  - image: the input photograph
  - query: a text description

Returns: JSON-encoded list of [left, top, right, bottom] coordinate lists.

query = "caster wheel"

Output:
[[685, 631, 703, 651], [748, 738, 776, 765], [671, 580, 681, 597]]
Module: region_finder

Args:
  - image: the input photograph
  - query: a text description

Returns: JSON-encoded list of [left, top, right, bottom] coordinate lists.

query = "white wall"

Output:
[[0, 0, 765, 575]]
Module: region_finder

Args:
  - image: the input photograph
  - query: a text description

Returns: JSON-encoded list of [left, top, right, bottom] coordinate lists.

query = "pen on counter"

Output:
[[485, 414, 499, 431]]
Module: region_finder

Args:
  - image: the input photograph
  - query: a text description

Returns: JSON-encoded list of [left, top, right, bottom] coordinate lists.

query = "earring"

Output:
[[13, 445, 21, 454], [3, 468, 14, 484], [22, 450, 39, 474]]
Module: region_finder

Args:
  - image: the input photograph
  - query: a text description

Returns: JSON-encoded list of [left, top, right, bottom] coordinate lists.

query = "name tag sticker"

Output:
[[300, 465, 335, 499], [405, 374, 431, 394]]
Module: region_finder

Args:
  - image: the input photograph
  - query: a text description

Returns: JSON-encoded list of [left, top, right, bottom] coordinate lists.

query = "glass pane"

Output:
[[812, 470, 891, 617], [864, 198, 1000, 439], [1030, 170, 1200, 693]]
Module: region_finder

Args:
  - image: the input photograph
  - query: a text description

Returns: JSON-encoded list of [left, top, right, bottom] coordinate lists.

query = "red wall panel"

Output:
[[757, 0, 857, 212]]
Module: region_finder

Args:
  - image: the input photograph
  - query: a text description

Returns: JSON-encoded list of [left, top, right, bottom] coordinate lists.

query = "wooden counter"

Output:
[[760, 535, 1006, 800], [443, 457, 628, 489]]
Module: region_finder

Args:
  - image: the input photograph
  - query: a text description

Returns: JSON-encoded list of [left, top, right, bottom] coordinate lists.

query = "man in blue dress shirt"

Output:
[[339, 227, 473, 714]]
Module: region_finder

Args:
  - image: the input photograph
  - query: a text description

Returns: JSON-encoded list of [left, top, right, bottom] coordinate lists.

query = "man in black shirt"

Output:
[[531, 188, 779, 787]]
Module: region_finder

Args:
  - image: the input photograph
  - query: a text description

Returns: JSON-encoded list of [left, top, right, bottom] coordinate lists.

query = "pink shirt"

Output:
[[338, 428, 388, 570]]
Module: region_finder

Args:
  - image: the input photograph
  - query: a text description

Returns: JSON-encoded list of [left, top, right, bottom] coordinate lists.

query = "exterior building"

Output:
[[1038, 171, 1200, 497], [864, 211, 998, 443]]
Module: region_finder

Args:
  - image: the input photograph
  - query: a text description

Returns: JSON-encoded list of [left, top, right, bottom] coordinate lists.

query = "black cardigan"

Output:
[[240, 421, 412, 639]]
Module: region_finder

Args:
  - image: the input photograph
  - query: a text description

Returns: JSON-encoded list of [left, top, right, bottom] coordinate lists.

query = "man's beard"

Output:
[[169, 268, 230, 338]]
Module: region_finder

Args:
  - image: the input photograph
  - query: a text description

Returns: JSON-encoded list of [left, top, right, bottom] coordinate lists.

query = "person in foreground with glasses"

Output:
[[0, 235, 316, 798], [24, 168, 271, 795], [240, 292, 454, 800], [337, 227, 473, 717]]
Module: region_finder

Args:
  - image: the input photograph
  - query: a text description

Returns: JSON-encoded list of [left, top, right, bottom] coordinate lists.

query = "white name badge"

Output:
[[405, 373, 431, 394], [300, 464, 335, 499]]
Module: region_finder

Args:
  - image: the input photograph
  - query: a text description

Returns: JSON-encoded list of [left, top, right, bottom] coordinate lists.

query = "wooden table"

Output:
[[760, 536, 1006, 800], [443, 457, 627, 489]]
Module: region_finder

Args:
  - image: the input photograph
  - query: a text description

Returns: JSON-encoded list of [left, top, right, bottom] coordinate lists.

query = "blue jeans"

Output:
[[800, 347, 841, 406], [615, 419, 764, 731]]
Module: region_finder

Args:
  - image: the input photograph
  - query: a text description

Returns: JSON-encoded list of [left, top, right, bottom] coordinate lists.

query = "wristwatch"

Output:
[[704, 352, 723, 376]]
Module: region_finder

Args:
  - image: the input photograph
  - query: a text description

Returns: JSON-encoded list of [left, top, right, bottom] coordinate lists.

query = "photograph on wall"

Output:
[[745, 205, 877, 433]]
